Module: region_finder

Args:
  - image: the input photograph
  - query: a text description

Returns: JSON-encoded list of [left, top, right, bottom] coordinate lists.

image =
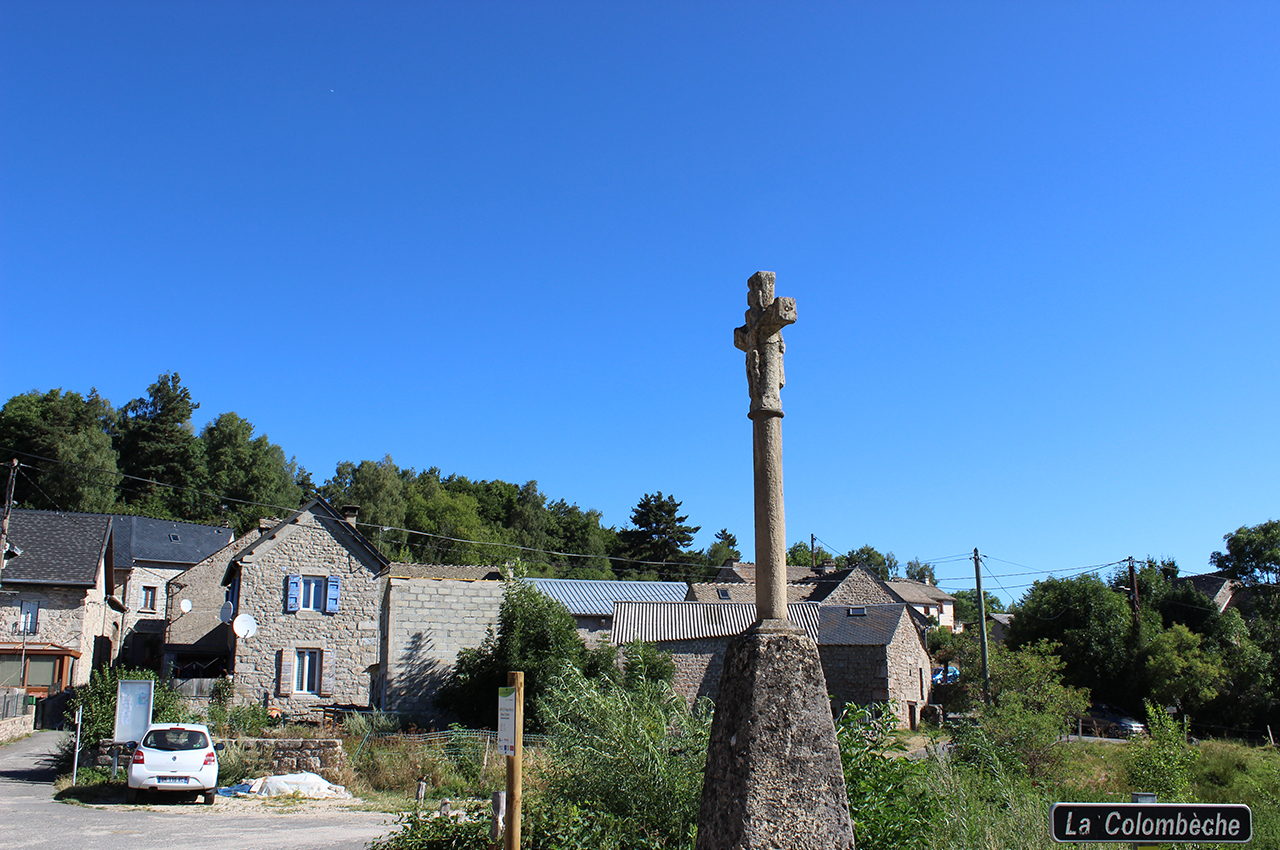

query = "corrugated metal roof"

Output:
[[612, 601, 821, 643], [524, 578, 688, 616]]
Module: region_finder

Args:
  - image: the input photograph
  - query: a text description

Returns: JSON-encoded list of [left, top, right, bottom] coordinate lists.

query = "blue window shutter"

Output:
[[326, 575, 341, 613], [286, 575, 301, 612]]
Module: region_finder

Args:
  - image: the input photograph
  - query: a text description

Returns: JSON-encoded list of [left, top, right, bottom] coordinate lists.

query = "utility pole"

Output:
[[974, 548, 991, 705], [810, 533, 816, 572], [0, 459, 18, 590], [1127, 556, 1140, 630]]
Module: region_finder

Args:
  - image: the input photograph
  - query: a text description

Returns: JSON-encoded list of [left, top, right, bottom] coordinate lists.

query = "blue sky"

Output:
[[3, 2, 1278, 604]]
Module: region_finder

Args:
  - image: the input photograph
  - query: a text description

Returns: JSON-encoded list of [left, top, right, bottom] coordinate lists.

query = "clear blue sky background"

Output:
[[3, 2, 1278, 605]]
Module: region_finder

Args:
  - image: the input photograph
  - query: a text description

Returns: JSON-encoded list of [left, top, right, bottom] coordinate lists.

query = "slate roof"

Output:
[[390, 564, 504, 581], [989, 612, 1015, 626], [112, 514, 234, 569], [612, 601, 821, 643], [886, 579, 956, 605], [525, 578, 688, 616], [817, 604, 912, 646], [3, 510, 112, 586], [1173, 572, 1240, 612], [713, 562, 822, 583], [687, 582, 822, 604]]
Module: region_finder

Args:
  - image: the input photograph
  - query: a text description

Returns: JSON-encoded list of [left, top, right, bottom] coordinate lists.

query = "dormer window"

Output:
[[847, 607, 866, 617]]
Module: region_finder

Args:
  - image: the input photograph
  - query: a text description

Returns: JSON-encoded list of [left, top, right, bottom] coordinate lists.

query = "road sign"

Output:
[[1051, 803, 1252, 843], [497, 686, 517, 756]]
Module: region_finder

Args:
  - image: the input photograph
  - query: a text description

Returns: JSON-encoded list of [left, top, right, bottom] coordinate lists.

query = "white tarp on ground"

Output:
[[250, 772, 352, 798]]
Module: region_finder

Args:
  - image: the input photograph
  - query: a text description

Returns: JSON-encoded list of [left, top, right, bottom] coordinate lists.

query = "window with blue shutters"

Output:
[[325, 576, 341, 613], [286, 575, 301, 612]]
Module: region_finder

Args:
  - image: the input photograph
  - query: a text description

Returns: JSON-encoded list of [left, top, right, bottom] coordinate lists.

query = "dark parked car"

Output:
[[1080, 704, 1146, 738]]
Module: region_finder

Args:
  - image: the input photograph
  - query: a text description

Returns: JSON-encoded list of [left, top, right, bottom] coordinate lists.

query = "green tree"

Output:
[[115, 372, 209, 519], [1005, 574, 1131, 702], [845, 545, 898, 581], [787, 540, 833, 567], [321, 455, 407, 555], [201, 412, 302, 534], [905, 558, 935, 584], [951, 589, 1005, 627], [0, 388, 119, 512], [1126, 701, 1197, 801], [1210, 520, 1280, 585], [705, 529, 741, 566], [436, 579, 610, 731], [616, 492, 700, 576], [1142, 623, 1227, 716]]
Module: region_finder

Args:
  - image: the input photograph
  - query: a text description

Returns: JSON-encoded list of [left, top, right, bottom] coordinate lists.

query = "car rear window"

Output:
[[142, 728, 210, 751]]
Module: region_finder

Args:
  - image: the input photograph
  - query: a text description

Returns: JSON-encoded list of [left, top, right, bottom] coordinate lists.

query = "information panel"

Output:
[[112, 679, 155, 744], [497, 686, 517, 756], [1051, 803, 1252, 844]]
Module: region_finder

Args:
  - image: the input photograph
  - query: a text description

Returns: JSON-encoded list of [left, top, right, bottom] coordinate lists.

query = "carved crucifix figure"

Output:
[[734, 271, 796, 626]]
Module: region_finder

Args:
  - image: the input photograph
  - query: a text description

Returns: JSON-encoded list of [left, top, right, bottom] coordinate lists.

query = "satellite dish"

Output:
[[219, 602, 234, 624], [232, 614, 258, 639], [180, 599, 193, 614]]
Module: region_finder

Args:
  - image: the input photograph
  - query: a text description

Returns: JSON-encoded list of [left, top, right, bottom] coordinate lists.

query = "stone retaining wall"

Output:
[[0, 711, 34, 743], [95, 737, 348, 783]]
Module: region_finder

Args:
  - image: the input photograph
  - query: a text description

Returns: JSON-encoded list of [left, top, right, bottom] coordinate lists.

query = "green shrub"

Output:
[[215, 741, 272, 786], [367, 806, 491, 850], [836, 703, 935, 850], [228, 704, 272, 737], [536, 666, 710, 846], [1125, 700, 1197, 800], [59, 667, 187, 768]]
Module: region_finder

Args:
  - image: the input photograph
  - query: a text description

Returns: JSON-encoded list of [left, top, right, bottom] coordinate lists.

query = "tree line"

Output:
[[0, 373, 763, 579]]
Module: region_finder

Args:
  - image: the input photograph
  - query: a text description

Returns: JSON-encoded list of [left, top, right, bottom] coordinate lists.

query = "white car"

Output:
[[125, 723, 223, 804]]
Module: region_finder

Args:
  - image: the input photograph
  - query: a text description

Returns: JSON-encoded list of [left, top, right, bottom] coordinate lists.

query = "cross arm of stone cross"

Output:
[[733, 296, 796, 349]]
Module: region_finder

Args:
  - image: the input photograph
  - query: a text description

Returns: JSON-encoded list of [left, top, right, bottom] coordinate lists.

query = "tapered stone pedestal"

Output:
[[696, 628, 854, 850]]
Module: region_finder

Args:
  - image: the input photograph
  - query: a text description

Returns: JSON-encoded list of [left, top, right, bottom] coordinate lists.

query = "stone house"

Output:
[[612, 599, 932, 728], [887, 578, 957, 631], [109, 515, 234, 668], [220, 499, 389, 714], [163, 523, 269, 682], [0, 511, 124, 692]]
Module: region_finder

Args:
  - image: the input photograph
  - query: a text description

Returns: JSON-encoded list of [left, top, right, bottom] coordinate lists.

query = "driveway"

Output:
[[0, 732, 397, 850]]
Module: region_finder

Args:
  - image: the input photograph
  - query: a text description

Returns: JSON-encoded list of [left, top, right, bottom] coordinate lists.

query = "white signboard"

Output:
[[497, 686, 517, 756], [113, 679, 155, 744]]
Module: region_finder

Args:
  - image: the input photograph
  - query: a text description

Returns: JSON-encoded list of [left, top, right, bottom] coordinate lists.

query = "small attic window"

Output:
[[169, 533, 181, 543], [846, 606, 866, 617], [717, 589, 731, 600]]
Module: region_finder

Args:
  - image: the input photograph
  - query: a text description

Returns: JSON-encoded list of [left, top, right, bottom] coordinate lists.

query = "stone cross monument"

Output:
[[695, 271, 854, 850], [733, 270, 796, 629]]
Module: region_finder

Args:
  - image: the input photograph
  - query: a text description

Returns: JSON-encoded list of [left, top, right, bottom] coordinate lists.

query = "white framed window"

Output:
[[299, 577, 324, 611], [141, 586, 157, 612], [19, 600, 39, 634], [295, 649, 320, 693]]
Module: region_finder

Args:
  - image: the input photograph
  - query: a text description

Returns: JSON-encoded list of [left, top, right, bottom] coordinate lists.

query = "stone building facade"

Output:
[[222, 500, 388, 714], [382, 576, 504, 720]]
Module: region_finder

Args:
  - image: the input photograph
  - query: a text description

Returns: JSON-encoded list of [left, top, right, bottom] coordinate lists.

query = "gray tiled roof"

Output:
[[526, 578, 688, 616], [687, 582, 823, 604], [4, 510, 112, 586], [112, 514, 233, 569], [817, 604, 911, 646], [612, 601, 821, 643], [390, 564, 504, 581], [886, 579, 955, 605]]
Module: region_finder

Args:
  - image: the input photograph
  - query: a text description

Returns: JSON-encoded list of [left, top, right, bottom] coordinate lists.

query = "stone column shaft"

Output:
[[751, 412, 788, 624]]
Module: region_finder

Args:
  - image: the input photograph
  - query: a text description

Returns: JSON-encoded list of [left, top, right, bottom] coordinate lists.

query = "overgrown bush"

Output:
[[1126, 700, 1197, 800], [215, 741, 273, 786], [60, 667, 187, 767], [536, 665, 709, 847], [227, 704, 273, 737], [836, 702, 935, 850]]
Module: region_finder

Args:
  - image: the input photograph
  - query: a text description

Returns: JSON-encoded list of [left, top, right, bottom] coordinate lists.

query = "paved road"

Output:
[[0, 732, 397, 850]]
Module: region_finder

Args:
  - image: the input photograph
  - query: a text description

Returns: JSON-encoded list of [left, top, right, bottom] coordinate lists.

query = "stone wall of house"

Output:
[[167, 531, 259, 649], [0, 584, 115, 687], [383, 578, 504, 722], [660, 637, 731, 706], [230, 518, 385, 713], [820, 619, 932, 727]]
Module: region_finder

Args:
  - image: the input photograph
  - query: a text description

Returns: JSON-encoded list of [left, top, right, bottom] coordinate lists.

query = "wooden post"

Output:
[[1132, 792, 1157, 850], [505, 671, 524, 850]]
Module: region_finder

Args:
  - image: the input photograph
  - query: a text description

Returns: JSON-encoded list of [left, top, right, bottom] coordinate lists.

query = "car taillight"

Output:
[[203, 752, 216, 766], [132, 749, 144, 765]]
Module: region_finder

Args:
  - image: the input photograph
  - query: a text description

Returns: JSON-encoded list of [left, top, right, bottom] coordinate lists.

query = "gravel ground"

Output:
[[0, 731, 400, 850]]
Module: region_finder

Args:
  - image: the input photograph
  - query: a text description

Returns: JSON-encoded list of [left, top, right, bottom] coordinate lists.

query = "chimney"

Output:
[[816, 559, 836, 575], [258, 517, 280, 531], [341, 505, 360, 528]]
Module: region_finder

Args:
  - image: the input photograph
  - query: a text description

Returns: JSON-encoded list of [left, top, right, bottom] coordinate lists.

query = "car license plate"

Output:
[[157, 776, 188, 784]]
